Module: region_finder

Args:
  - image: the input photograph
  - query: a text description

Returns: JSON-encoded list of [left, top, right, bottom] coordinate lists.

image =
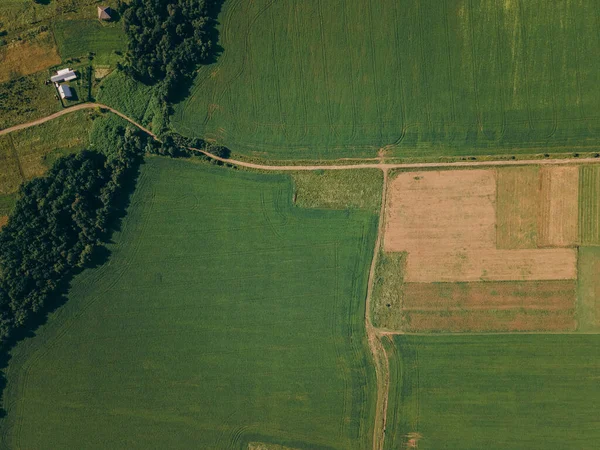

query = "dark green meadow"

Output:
[[384, 335, 600, 450], [1, 157, 377, 449], [173, 0, 600, 160]]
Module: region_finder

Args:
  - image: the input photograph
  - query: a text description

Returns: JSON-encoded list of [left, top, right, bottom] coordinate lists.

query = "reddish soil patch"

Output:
[[400, 280, 577, 332], [405, 248, 577, 282], [405, 310, 576, 333]]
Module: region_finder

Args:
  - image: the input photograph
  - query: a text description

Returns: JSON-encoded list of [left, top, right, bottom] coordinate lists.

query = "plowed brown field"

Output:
[[404, 248, 577, 282], [384, 169, 577, 283], [384, 170, 496, 252]]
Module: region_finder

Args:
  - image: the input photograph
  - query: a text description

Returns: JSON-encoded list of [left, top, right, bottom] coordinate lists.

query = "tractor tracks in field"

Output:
[[5, 102, 600, 450], [3, 102, 600, 172]]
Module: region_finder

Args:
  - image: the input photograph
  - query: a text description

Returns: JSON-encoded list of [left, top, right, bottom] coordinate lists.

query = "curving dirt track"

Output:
[[3, 102, 600, 172], [0, 103, 158, 139]]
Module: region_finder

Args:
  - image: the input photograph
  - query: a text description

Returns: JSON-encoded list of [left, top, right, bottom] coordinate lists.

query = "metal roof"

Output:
[[58, 84, 72, 99]]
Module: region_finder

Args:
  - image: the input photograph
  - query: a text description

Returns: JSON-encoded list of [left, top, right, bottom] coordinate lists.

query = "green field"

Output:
[[54, 20, 125, 66], [172, 0, 600, 160], [0, 135, 22, 195], [0, 71, 62, 131], [384, 335, 600, 450], [0, 193, 16, 216], [0, 157, 377, 449], [577, 247, 600, 332], [292, 169, 383, 212], [97, 71, 160, 128], [580, 166, 600, 245]]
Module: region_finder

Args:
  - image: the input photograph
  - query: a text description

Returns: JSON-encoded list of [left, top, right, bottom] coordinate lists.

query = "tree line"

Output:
[[0, 126, 149, 344], [121, 0, 221, 103]]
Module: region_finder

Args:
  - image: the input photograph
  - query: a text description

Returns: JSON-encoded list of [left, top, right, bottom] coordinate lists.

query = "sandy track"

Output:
[[0, 103, 158, 139]]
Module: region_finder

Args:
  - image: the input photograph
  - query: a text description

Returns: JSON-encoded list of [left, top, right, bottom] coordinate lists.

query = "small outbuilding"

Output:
[[58, 84, 72, 100], [98, 6, 112, 21], [51, 68, 77, 83]]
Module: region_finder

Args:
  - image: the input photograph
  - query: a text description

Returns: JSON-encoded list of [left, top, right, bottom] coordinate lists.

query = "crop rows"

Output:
[[173, 0, 600, 160]]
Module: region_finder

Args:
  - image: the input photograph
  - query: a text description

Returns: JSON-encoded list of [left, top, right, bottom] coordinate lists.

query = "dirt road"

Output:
[[0, 103, 157, 139], [364, 170, 391, 450], [2, 102, 600, 172]]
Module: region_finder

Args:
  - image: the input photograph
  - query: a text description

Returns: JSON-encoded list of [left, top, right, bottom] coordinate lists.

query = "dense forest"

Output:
[[0, 126, 149, 344], [122, 0, 220, 101]]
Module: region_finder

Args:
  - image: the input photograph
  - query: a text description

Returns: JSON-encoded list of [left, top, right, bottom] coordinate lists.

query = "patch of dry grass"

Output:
[[538, 166, 579, 247], [292, 169, 383, 211], [496, 166, 540, 249], [0, 31, 60, 83]]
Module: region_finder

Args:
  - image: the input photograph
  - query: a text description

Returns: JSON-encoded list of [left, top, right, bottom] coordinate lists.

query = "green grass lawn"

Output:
[[172, 0, 600, 160], [0, 135, 22, 195], [54, 19, 126, 66], [97, 70, 158, 126], [0, 157, 377, 449], [10, 109, 94, 178], [384, 335, 600, 450], [580, 166, 600, 245], [577, 247, 600, 332], [0, 193, 17, 216]]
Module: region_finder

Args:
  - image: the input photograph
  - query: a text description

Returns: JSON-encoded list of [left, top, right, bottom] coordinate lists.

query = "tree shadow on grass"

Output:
[[163, 0, 226, 106], [0, 153, 145, 419]]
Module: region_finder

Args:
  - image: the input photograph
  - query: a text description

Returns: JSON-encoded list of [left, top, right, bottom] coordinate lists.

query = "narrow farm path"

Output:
[[0, 103, 158, 139], [3, 102, 600, 172], [364, 169, 391, 450]]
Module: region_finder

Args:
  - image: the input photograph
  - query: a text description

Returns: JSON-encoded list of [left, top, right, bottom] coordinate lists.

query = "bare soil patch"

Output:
[[405, 248, 577, 282], [538, 166, 579, 247], [0, 216, 8, 229], [384, 170, 497, 253], [384, 169, 577, 283], [403, 280, 577, 311], [248, 444, 299, 450], [496, 167, 540, 249], [94, 66, 112, 80], [402, 281, 577, 332]]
